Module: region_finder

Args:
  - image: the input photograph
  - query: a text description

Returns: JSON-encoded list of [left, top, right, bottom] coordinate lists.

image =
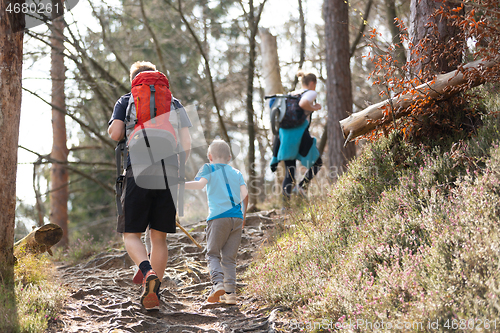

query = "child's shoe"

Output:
[[220, 292, 237, 305], [141, 270, 160, 311], [207, 283, 225, 303]]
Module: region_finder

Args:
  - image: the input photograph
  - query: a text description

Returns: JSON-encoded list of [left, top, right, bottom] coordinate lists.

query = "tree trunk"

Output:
[[14, 223, 63, 257], [409, 0, 463, 79], [292, 0, 306, 90], [259, 28, 283, 202], [201, 1, 213, 144], [260, 28, 283, 96], [0, 0, 25, 284], [339, 58, 499, 141], [323, 0, 356, 180], [33, 159, 46, 227], [246, 0, 266, 209], [50, 1, 69, 248], [385, 0, 406, 66]]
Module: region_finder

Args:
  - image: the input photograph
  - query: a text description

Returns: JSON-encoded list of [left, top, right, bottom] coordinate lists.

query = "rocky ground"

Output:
[[47, 211, 297, 333]]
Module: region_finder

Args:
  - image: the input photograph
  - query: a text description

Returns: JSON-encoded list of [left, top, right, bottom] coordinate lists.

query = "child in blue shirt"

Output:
[[185, 140, 248, 304]]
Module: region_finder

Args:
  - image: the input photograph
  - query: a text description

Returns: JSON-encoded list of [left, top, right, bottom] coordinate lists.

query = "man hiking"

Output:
[[108, 61, 192, 310]]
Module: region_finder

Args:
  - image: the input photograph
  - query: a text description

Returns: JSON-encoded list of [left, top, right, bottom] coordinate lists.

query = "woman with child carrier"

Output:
[[270, 71, 323, 203]]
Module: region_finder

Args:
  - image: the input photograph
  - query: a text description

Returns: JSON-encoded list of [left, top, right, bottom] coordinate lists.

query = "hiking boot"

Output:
[[220, 292, 237, 305], [207, 283, 225, 303], [141, 270, 160, 311]]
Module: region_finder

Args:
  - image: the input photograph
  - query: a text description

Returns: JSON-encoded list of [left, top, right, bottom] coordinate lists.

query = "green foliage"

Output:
[[5, 236, 120, 332], [62, 0, 251, 234], [14, 254, 51, 287], [0, 255, 68, 333], [15, 279, 67, 333], [245, 96, 500, 331]]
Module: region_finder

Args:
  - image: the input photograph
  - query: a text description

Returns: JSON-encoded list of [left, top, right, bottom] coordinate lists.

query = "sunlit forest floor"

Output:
[[8, 86, 500, 333], [244, 86, 500, 331]]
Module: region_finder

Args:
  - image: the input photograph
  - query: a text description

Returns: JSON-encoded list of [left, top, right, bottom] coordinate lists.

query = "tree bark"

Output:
[[323, 0, 356, 180], [246, 0, 267, 208], [50, 0, 69, 248], [260, 28, 283, 96], [339, 58, 499, 141], [409, 0, 463, 79], [14, 223, 63, 257], [246, 3, 257, 208], [259, 28, 283, 202], [33, 158, 46, 227], [385, 0, 406, 66], [0, 0, 25, 282], [292, 0, 306, 90]]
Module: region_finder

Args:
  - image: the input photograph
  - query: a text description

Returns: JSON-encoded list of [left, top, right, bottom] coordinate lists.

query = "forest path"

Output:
[[47, 210, 292, 333]]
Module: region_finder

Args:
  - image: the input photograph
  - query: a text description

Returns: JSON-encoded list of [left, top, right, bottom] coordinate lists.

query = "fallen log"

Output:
[[339, 58, 499, 143], [14, 223, 63, 257]]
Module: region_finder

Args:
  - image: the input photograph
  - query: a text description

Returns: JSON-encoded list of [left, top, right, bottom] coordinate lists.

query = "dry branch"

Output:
[[339, 58, 499, 143]]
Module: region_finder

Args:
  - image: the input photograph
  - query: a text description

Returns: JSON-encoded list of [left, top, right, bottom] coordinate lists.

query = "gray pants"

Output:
[[206, 217, 243, 293]]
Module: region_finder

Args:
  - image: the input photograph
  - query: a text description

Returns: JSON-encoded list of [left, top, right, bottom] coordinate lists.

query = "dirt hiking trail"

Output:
[[47, 210, 296, 333]]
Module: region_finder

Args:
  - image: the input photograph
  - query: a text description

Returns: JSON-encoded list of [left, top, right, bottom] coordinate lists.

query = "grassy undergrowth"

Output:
[[245, 94, 500, 331], [0, 235, 120, 332], [0, 254, 68, 333]]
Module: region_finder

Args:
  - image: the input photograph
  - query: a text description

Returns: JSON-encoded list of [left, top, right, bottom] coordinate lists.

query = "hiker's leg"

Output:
[[220, 218, 243, 293], [206, 218, 231, 285], [118, 168, 151, 245], [120, 169, 152, 257], [148, 183, 177, 282], [282, 160, 296, 197], [299, 157, 323, 189], [149, 228, 168, 281], [123, 232, 149, 265], [144, 226, 151, 255]]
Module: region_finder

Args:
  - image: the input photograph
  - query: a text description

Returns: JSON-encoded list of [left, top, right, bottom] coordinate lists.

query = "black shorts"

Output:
[[117, 168, 177, 234]]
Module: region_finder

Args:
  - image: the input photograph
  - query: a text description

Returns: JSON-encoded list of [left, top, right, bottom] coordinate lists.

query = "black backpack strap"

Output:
[[115, 139, 126, 216], [125, 94, 136, 131], [115, 98, 131, 217], [150, 85, 156, 123]]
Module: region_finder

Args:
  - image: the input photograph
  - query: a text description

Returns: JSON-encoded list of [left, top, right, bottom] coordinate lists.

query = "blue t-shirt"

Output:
[[195, 163, 246, 221]]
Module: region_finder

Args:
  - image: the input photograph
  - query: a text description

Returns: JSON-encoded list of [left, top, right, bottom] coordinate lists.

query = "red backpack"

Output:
[[126, 71, 178, 164], [115, 71, 186, 214]]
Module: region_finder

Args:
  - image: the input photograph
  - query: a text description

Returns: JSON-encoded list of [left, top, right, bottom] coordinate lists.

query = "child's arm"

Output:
[[184, 177, 208, 190], [240, 184, 249, 228]]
